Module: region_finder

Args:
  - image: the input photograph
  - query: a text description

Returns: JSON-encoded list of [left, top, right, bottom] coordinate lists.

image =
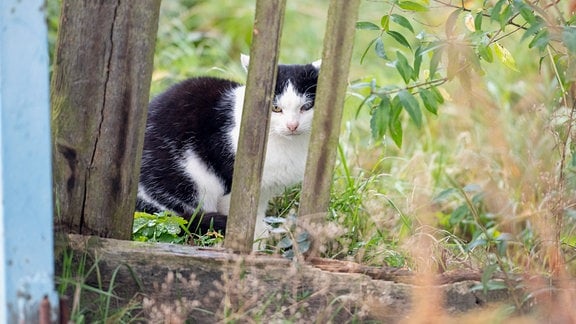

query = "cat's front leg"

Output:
[[253, 191, 273, 250], [217, 194, 231, 216]]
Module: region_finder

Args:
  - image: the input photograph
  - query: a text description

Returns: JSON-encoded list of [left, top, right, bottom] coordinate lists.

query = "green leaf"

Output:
[[355, 93, 376, 118], [493, 43, 519, 72], [468, 45, 484, 74], [132, 211, 189, 242], [569, 13, 576, 26], [398, 1, 429, 12], [395, 51, 414, 84], [498, 4, 513, 29], [360, 37, 378, 64], [370, 97, 391, 140], [277, 236, 293, 249], [481, 264, 500, 294], [282, 249, 295, 259], [433, 188, 457, 203], [297, 239, 311, 254], [521, 18, 544, 42], [390, 14, 414, 33], [451, 205, 471, 225], [375, 37, 388, 59], [563, 27, 576, 54], [431, 86, 444, 103], [164, 218, 183, 235], [387, 30, 412, 50], [478, 43, 493, 63], [132, 217, 149, 234], [474, 12, 483, 31], [380, 15, 390, 31], [513, 0, 536, 24], [463, 183, 482, 192], [490, 0, 506, 23], [553, 53, 569, 85], [398, 89, 422, 128], [528, 29, 550, 51], [419, 88, 438, 114], [413, 46, 423, 80], [356, 21, 381, 30], [389, 98, 403, 147], [296, 231, 310, 243]]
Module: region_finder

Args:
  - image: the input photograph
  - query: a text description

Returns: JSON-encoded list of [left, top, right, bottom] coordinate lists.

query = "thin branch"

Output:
[[372, 77, 449, 97], [546, 43, 575, 186]]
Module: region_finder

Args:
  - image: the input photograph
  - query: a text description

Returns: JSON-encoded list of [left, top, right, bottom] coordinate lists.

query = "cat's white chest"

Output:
[[261, 134, 309, 196]]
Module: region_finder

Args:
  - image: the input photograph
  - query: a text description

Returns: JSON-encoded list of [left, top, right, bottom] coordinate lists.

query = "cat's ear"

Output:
[[311, 59, 321, 69], [240, 54, 250, 72]]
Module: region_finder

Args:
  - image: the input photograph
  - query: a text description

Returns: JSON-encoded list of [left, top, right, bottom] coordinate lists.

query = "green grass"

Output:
[[56, 250, 143, 323]]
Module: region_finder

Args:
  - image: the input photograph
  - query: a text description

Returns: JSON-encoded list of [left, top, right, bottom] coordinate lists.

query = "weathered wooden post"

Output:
[[224, 0, 286, 253], [51, 0, 161, 239], [298, 0, 360, 219], [0, 0, 59, 321]]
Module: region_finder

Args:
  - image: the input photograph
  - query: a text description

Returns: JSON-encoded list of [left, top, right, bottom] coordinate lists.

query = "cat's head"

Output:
[[241, 54, 320, 137]]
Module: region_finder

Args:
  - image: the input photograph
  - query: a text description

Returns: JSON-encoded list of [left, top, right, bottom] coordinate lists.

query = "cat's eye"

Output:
[[300, 102, 313, 111], [272, 105, 282, 113]]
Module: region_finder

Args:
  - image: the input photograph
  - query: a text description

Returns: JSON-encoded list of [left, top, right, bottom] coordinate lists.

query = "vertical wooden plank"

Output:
[[224, 0, 286, 253], [298, 0, 360, 219], [51, 0, 161, 239], [0, 0, 59, 322]]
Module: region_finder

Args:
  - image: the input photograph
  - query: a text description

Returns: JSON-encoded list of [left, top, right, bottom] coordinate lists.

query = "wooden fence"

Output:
[[224, 0, 287, 251], [51, 0, 161, 239], [51, 0, 360, 252], [226, 0, 360, 252], [2, 0, 360, 320]]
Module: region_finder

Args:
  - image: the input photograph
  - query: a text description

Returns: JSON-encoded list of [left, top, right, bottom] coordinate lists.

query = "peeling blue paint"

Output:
[[1, 0, 59, 322]]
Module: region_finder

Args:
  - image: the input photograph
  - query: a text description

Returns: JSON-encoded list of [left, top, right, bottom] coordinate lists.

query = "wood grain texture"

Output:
[[225, 0, 286, 252], [57, 234, 514, 322], [51, 0, 161, 239], [298, 0, 361, 219]]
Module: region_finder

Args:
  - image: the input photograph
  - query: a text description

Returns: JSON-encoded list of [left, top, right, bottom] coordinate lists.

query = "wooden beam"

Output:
[[298, 0, 360, 219], [51, 0, 161, 239], [58, 234, 515, 322], [224, 0, 286, 253]]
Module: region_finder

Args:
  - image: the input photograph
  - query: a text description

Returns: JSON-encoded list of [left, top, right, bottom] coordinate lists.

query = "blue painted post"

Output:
[[0, 0, 59, 323]]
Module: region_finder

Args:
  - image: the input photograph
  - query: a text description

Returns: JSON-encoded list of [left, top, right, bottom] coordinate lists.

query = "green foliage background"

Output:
[[134, 1, 576, 290]]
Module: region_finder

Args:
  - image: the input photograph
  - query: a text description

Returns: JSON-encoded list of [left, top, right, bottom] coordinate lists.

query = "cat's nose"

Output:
[[287, 121, 299, 132]]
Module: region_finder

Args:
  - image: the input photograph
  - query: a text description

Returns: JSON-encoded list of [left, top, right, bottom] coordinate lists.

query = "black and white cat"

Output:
[[136, 55, 320, 243]]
